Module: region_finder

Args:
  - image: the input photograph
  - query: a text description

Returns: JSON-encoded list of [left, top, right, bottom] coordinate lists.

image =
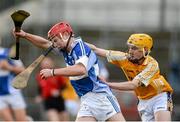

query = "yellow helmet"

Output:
[[127, 33, 153, 53]]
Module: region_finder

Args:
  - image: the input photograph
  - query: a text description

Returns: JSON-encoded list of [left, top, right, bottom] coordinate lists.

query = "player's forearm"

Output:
[[86, 42, 108, 57], [24, 33, 51, 49], [107, 82, 137, 91], [54, 64, 86, 77], [95, 48, 108, 57]]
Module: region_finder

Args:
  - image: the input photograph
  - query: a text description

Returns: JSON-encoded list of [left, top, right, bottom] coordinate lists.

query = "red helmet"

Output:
[[48, 21, 73, 37]]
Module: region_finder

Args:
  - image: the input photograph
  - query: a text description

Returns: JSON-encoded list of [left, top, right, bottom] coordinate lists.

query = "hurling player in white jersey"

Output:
[[0, 44, 27, 121], [13, 21, 125, 121]]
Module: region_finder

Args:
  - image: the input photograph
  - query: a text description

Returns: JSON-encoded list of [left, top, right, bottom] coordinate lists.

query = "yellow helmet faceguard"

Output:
[[127, 33, 153, 57]]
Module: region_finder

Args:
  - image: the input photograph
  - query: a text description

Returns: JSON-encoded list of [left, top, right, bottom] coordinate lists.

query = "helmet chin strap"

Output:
[[60, 32, 72, 51], [128, 56, 145, 64], [142, 48, 150, 58]]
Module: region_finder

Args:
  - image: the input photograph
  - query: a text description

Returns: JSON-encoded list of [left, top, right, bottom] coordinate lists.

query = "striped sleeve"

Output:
[[134, 61, 159, 86], [106, 50, 127, 63]]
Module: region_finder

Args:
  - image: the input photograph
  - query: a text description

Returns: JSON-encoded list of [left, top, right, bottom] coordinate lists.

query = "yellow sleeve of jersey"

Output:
[[106, 50, 127, 65], [134, 60, 159, 86]]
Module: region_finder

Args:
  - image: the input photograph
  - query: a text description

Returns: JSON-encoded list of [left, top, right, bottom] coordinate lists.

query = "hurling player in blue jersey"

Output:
[[13, 21, 125, 121], [0, 43, 27, 121]]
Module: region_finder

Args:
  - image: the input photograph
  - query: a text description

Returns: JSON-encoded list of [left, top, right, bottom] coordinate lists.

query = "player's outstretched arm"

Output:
[[13, 29, 51, 49], [86, 42, 108, 57], [106, 79, 140, 91]]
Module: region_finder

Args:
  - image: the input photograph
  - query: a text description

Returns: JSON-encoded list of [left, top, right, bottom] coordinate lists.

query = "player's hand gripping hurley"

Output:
[[11, 10, 30, 60]]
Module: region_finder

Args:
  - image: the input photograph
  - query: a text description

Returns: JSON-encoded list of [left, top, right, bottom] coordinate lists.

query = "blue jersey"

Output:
[[0, 47, 22, 95], [56, 37, 113, 97]]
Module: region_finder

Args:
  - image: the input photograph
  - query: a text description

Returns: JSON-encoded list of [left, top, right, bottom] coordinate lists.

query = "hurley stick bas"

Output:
[[12, 46, 53, 89], [11, 10, 30, 60]]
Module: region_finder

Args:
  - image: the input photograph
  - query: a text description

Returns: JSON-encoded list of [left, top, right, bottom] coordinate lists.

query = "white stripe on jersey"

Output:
[[79, 40, 85, 55]]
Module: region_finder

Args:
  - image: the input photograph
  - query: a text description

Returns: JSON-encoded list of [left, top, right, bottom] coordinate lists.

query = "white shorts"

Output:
[[138, 92, 173, 121], [0, 92, 26, 110], [77, 92, 121, 121]]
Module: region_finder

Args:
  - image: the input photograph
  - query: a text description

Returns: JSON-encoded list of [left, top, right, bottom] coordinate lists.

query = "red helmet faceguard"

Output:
[[48, 21, 73, 37]]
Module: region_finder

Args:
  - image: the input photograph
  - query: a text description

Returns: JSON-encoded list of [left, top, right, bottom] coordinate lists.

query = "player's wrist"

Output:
[[23, 32, 27, 38]]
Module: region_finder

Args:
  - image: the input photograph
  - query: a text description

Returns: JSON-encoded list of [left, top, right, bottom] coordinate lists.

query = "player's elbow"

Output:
[[90, 44, 97, 51], [76, 64, 87, 75], [76, 69, 86, 76], [79, 67, 87, 75]]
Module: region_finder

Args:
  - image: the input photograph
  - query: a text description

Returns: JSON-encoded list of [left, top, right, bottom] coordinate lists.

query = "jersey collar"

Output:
[[68, 37, 82, 54]]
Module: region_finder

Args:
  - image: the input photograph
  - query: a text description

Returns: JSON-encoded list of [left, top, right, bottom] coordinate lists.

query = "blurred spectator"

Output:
[[35, 57, 69, 121], [0, 44, 27, 121], [61, 79, 80, 120]]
